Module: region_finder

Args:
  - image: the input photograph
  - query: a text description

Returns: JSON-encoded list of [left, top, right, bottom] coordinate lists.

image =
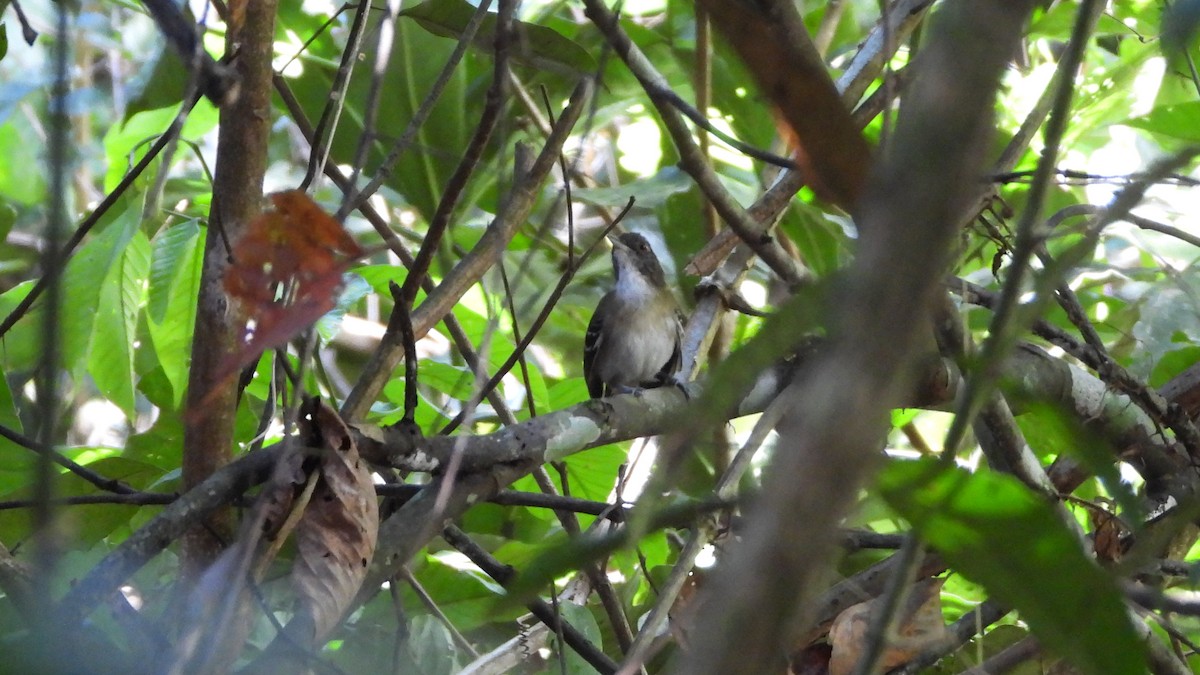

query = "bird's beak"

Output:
[[606, 232, 628, 251]]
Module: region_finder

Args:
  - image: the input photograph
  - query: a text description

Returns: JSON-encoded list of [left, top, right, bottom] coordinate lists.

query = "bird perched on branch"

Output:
[[584, 232, 683, 398]]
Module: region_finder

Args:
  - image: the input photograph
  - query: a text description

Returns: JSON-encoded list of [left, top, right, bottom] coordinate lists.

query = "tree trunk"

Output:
[[181, 0, 279, 575]]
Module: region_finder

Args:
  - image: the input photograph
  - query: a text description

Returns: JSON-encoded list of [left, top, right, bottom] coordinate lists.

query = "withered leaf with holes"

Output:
[[220, 189, 364, 379]]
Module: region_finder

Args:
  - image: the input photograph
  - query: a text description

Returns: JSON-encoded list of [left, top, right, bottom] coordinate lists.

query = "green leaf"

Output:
[[407, 551, 520, 630], [554, 602, 603, 674], [1150, 345, 1200, 388], [399, 0, 596, 76], [88, 229, 151, 419], [283, 18, 474, 222], [104, 102, 219, 192], [0, 364, 28, 494], [571, 166, 693, 209], [0, 113, 46, 204], [1122, 102, 1200, 144], [0, 198, 15, 243], [878, 459, 1146, 675], [0, 24, 7, 63], [403, 615, 462, 675], [60, 208, 141, 380], [146, 220, 203, 408]]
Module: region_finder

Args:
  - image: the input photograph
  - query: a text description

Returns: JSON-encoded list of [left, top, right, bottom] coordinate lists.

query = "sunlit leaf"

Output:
[[88, 228, 150, 419], [316, 273, 372, 345]]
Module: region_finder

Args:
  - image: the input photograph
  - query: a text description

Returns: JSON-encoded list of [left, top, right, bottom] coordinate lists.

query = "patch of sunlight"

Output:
[[274, 31, 308, 77], [619, 0, 668, 14], [617, 111, 663, 178], [706, 109, 753, 172]]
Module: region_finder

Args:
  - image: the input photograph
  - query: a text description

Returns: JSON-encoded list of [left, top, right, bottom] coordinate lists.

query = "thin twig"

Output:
[[0, 424, 138, 494], [939, 0, 1101, 460], [346, 0, 496, 214], [394, 0, 511, 309], [442, 525, 619, 674], [583, 0, 805, 286], [400, 566, 481, 658], [299, 0, 372, 191]]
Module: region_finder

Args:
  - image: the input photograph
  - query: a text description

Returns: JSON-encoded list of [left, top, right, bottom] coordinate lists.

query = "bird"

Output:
[[584, 232, 683, 398]]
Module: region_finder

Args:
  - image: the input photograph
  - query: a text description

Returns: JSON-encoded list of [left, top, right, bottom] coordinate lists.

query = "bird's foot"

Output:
[[667, 374, 692, 400]]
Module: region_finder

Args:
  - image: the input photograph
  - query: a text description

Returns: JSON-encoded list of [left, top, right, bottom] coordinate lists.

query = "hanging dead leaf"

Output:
[[828, 577, 948, 675], [1089, 507, 1130, 563], [220, 189, 364, 379], [291, 399, 380, 641]]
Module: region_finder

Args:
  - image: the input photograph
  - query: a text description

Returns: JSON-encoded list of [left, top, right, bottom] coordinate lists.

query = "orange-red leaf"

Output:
[[221, 190, 363, 376]]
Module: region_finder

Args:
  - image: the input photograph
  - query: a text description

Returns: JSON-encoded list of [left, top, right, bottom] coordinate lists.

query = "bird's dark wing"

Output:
[[583, 293, 613, 398], [654, 311, 684, 386]]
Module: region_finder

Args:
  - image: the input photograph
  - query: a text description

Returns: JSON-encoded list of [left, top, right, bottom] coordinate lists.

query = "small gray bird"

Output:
[[584, 232, 683, 398]]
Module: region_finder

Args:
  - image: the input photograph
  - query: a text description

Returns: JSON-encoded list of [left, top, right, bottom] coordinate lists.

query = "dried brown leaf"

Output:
[[291, 401, 380, 640], [828, 578, 948, 675]]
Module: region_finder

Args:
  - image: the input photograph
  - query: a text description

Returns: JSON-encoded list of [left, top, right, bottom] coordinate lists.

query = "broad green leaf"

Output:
[[352, 264, 409, 296], [878, 459, 1146, 675], [88, 229, 151, 419], [0, 364, 27, 494], [554, 602, 603, 675], [103, 102, 219, 192], [146, 220, 203, 409], [0, 23, 7, 63], [0, 455, 163, 547], [283, 17, 475, 223], [406, 551, 521, 630], [60, 208, 141, 382], [0, 113, 45, 205], [419, 360, 477, 400], [400, 0, 596, 76], [548, 378, 589, 410], [1010, 400, 1140, 520], [403, 615, 463, 675], [0, 280, 37, 370], [124, 47, 191, 119], [0, 199, 15, 243], [1150, 346, 1200, 388]]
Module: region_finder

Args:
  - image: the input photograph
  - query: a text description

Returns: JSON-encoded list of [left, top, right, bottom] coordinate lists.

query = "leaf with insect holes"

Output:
[[292, 401, 379, 641], [221, 190, 363, 377]]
